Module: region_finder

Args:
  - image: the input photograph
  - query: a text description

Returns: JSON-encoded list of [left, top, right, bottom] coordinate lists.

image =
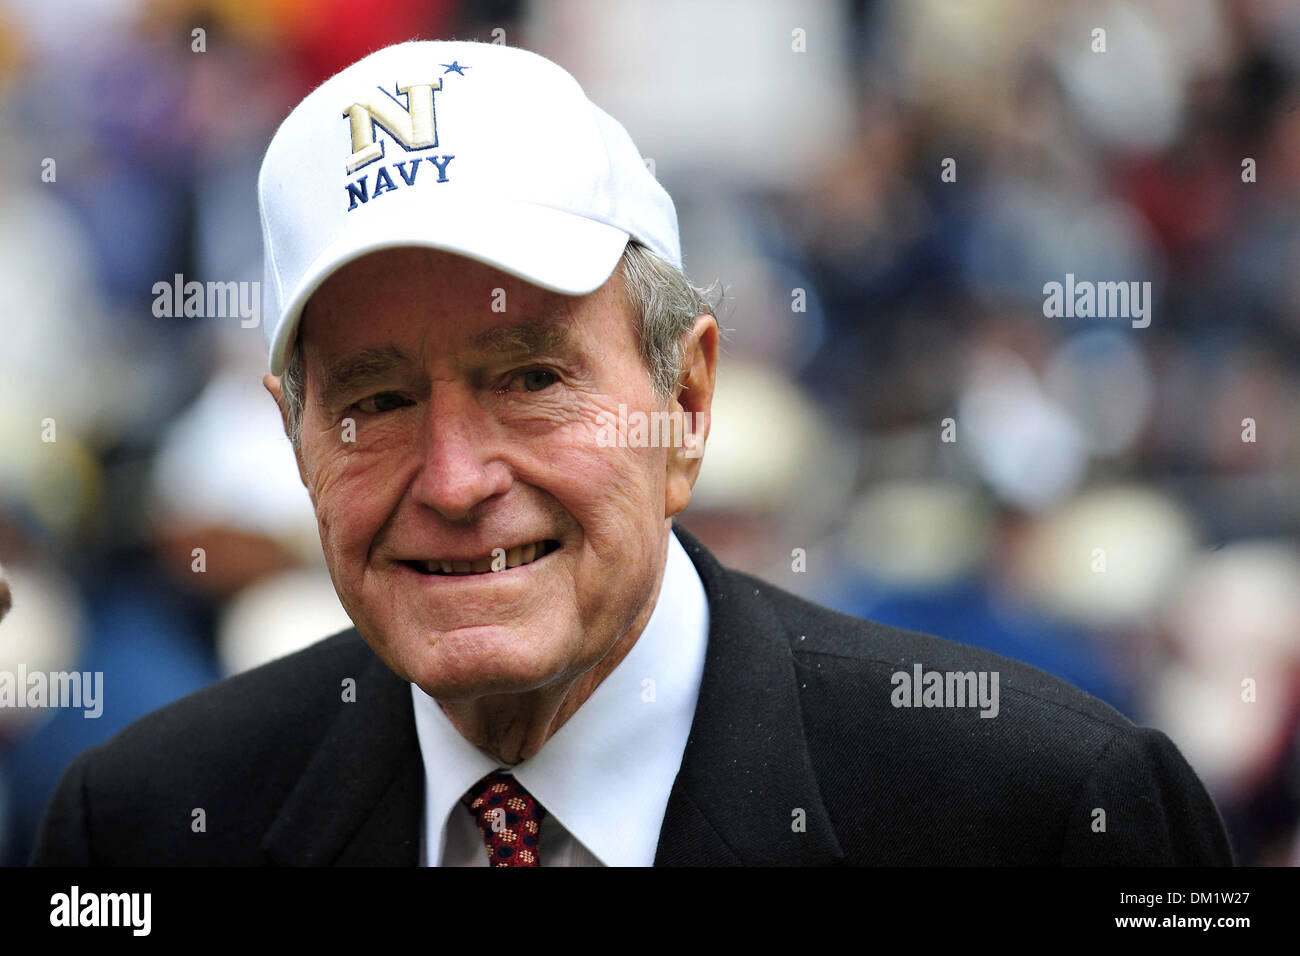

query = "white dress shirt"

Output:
[[410, 530, 709, 866]]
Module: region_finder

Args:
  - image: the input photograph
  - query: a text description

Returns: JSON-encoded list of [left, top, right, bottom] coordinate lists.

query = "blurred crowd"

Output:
[[1, 0, 1298, 866]]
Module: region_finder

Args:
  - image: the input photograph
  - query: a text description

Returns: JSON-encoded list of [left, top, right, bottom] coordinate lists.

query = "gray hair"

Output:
[[278, 241, 720, 448]]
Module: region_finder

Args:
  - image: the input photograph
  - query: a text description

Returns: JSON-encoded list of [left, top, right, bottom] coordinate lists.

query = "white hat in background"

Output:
[[258, 39, 681, 374]]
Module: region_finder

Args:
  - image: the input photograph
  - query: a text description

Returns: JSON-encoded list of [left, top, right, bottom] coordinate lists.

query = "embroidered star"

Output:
[[441, 61, 469, 76]]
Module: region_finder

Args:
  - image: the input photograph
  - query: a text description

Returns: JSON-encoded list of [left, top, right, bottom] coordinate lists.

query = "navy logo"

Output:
[[342, 70, 465, 210]]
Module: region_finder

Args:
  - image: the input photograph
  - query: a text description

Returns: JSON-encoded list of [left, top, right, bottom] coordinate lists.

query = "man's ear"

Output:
[[263, 373, 312, 492], [263, 373, 286, 425], [664, 314, 719, 519]]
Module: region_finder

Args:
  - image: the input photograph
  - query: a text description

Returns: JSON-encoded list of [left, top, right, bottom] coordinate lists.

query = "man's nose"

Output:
[[408, 383, 511, 522]]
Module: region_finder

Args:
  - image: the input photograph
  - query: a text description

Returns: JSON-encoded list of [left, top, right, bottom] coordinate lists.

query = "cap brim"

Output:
[[268, 194, 630, 374]]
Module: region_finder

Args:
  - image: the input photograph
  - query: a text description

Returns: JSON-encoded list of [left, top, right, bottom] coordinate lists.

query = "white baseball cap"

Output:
[[258, 39, 681, 375]]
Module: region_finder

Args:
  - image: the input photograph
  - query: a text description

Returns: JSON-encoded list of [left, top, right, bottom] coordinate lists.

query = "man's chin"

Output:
[[381, 622, 574, 702]]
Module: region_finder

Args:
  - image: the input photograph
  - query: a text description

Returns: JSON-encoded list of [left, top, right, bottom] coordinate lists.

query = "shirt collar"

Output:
[[411, 528, 709, 866]]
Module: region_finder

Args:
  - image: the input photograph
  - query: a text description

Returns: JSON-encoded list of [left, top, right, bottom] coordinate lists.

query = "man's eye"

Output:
[[354, 392, 410, 414], [518, 369, 558, 392]]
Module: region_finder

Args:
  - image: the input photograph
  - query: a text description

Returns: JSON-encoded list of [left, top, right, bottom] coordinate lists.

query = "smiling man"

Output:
[[279, 244, 713, 769], [32, 40, 1233, 867]]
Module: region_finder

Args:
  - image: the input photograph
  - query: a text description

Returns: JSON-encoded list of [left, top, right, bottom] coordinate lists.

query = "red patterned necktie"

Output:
[[462, 772, 547, 867]]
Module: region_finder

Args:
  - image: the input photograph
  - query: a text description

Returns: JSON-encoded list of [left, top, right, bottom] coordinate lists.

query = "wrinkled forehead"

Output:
[[297, 248, 575, 350], [293, 245, 634, 379], [307, 247, 572, 319]]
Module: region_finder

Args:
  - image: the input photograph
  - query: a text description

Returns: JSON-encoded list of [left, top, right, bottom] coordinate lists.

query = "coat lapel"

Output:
[[655, 526, 845, 866], [261, 646, 423, 865]]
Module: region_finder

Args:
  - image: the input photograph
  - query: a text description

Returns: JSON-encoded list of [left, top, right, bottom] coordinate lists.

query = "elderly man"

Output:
[[32, 40, 1232, 866]]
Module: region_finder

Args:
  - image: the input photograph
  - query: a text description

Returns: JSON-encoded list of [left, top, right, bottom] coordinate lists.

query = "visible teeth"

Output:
[[416, 541, 553, 575]]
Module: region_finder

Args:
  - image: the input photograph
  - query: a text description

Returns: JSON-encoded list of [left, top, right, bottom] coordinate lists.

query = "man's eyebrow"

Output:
[[317, 345, 412, 405], [314, 317, 573, 405], [467, 317, 571, 356]]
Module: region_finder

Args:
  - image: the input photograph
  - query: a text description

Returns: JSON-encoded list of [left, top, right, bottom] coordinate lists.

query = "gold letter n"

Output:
[[344, 81, 441, 174]]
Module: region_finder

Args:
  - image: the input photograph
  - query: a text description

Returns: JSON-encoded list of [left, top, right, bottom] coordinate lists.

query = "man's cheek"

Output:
[[344, 412, 426, 452], [309, 434, 409, 504], [312, 476, 390, 569], [578, 479, 657, 564]]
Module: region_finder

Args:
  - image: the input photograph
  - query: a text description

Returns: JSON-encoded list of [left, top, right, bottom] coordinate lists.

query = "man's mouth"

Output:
[[399, 539, 561, 576]]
